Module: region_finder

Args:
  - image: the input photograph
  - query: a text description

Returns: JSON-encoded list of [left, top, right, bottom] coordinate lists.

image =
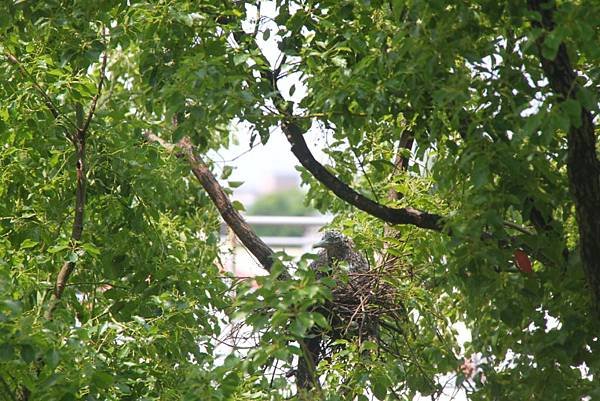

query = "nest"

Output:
[[318, 267, 407, 344]]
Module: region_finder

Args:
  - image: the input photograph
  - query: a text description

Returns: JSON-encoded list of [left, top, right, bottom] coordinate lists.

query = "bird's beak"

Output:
[[312, 240, 327, 249]]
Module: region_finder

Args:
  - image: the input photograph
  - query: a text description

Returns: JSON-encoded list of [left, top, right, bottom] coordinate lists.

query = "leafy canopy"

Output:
[[1, 1, 599, 400]]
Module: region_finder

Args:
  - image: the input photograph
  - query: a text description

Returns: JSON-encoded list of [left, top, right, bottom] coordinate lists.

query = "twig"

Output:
[[4, 51, 78, 136], [503, 221, 535, 236], [80, 49, 108, 136]]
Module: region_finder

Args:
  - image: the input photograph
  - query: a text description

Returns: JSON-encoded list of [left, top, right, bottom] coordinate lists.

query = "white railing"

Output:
[[220, 214, 331, 247], [220, 215, 332, 275], [244, 215, 331, 226]]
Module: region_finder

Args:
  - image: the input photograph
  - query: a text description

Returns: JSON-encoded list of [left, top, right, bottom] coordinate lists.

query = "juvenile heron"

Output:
[[297, 231, 369, 389], [309, 231, 369, 276]]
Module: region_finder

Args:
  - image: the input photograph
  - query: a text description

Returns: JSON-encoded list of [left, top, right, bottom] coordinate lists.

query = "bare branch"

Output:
[[144, 133, 284, 276], [281, 119, 444, 230]]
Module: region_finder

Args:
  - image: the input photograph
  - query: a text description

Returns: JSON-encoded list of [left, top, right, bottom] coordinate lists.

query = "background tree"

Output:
[[1, 1, 599, 400], [248, 188, 316, 236]]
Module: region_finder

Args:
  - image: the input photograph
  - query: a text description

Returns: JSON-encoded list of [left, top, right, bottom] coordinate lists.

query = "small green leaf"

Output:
[[82, 243, 101, 256], [371, 374, 389, 400], [312, 312, 330, 330], [542, 30, 563, 60], [20, 239, 38, 249], [232, 200, 245, 211], [472, 162, 490, 188], [233, 53, 250, 66], [562, 99, 582, 128], [20, 344, 35, 363], [116, 383, 131, 394], [66, 251, 79, 263], [48, 244, 69, 254], [228, 180, 244, 188], [0, 344, 15, 361], [46, 349, 60, 369], [221, 165, 233, 179], [92, 371, 115, 387]]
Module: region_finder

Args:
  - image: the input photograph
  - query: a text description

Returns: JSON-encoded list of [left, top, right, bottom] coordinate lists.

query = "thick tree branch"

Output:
[[281, 119, 444, 230], [258, 54, 443, 231], [45, 51, 108, 319], [528, 0, 600, 316], [144, 133, 283, 276]]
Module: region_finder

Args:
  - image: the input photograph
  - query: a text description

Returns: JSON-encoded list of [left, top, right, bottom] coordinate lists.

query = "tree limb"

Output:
[[258, 54, 444, 231], [144, 133, 284, 276], [281, 119, 444, 230], [528, 0, 600, 316], [388, 131, 414, 201], [45, 50, 108, 319]]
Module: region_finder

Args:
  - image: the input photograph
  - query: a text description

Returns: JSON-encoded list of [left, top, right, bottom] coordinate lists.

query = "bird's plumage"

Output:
[[309, 231, 368, 276]]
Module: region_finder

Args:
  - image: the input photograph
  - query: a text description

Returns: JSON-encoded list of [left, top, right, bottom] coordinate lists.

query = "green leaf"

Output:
[[312, 312, 330, 330], [45, 349, 60, 369], [92, 371, 115, 388], [542, 29, 563, 60], [81, 242, 101, 256], [20, 239, 38, 249], [221, 165, 233, 179], [232, 200, 246, 211], [20, 344, 35, 363], [471, 160, 490, 188], [228, 180, 244, 188], [291, 312, 314, 337], [371, 373, 389, 400], [66, 251, 79, 263], [0, 344, 15, 361], [48, 244, 69, 254], [233, 53, 250, 66]]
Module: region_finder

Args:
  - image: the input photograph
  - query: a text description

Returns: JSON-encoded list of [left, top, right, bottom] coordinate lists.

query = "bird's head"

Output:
[[313, 231, 347, 252]]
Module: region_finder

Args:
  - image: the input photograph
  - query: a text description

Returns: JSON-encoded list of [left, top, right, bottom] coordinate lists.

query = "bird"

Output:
[[296, 232, 370, 390], [309, 231, 369, 277]]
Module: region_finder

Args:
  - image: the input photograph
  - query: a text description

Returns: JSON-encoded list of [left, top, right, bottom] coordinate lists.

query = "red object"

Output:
[[514, 249, 533, 273]]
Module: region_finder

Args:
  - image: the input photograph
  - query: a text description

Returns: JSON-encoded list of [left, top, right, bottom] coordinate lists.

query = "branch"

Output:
[[144, 133, 283, 276], [258, 43, 559, 269], [45, 49, 108, 319], [4, 51, 78, 136], [80, 49, 108, 136], [388, 130, 414, 201], [281, 119, 444, 230], [257, 52, 443, 231], [45, 131, 86, 319], [528, 0, 600, 316]]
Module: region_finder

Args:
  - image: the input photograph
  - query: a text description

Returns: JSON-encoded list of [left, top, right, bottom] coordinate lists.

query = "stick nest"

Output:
[[319, 267, 406, 342]]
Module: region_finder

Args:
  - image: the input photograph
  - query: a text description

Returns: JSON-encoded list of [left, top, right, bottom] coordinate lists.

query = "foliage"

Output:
[[1, 1, 599, 401]]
